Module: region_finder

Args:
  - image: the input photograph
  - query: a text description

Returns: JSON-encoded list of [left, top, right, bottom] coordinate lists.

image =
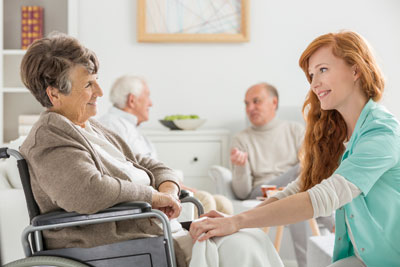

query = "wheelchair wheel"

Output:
[[3, 256, 88, 267]]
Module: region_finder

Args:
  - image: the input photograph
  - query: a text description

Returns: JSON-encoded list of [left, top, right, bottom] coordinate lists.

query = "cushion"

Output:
[[0, 165, 12, 190], [0, 189, 29, 263], [208, 165, 236, 199]]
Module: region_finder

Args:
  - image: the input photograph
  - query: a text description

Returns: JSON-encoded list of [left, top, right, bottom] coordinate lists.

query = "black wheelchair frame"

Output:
[[0, 147, 203, 267]]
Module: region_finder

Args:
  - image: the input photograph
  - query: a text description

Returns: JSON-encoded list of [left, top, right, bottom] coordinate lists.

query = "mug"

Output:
[[260, 184, 277, 198]]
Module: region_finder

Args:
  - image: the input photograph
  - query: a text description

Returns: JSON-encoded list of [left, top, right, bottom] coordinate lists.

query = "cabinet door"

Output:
[[153, 141, 221, 177]]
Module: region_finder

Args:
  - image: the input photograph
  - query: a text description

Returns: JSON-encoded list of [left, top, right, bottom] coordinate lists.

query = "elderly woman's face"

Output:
[[54, 65, 103, 127]]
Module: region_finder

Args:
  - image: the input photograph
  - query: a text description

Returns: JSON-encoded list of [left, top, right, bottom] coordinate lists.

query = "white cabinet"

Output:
[[0, 0, 78, 143], [142, 129, 230, 194]]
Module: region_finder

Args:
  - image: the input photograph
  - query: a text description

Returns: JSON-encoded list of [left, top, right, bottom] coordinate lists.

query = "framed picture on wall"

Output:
[[137, 0, 250, 43]]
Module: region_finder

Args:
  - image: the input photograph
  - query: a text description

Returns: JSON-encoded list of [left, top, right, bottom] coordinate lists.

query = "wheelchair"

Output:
[[0, 147, 204, 267]]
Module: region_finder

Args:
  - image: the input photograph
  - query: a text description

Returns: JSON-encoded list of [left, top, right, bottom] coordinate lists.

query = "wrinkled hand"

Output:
[[152, 191, 182, 219], [189, 215, 239, 242], [230, 148, 248, 166]]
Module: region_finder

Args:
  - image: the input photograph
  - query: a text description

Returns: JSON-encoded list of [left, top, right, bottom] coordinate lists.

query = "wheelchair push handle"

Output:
[[0, 147, 24, 160], [0, 147, 10, 159]]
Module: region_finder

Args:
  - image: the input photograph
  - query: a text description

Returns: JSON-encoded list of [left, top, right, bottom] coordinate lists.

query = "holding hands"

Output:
[[230, 148, 248, 166], [189, 210, 239, 242]]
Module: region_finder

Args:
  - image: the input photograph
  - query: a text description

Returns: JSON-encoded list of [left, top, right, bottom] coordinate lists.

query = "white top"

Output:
[[273, 174, 360, 215], [230, 118, 304, 199], [99, 106, 157, 159], [273, 173, 363, 263], [77, 121, 150, 186]]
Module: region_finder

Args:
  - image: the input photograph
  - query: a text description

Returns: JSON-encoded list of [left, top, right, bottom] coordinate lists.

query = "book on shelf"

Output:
[[21, 6, 44, 50]]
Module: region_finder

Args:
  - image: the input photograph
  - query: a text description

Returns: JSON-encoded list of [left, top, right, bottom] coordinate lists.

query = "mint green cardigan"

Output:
[[334, 99, 400, 265]]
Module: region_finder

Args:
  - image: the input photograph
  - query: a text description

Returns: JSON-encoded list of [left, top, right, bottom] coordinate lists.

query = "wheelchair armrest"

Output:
[[32, 201, 151, 226], [179, 189, 204, 217], [179, 189, 190, 199], [23, 204, 175, 260]]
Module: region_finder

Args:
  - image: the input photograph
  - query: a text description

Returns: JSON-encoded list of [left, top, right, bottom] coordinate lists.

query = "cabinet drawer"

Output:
[[153, 141, 221, 176]]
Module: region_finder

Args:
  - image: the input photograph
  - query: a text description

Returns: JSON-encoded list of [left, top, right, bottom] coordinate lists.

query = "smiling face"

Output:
[[48, 65, 103, 127], [308, 45, 363, 113], [245, 84, 277, 126]]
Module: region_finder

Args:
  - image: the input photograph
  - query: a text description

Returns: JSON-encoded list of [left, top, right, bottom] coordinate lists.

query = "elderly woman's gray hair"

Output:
[[20, 32, 99, 108], [109, 75, 146, 109]]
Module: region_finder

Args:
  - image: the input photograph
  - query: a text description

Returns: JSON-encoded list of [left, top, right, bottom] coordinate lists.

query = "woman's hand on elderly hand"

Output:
[[151, 191, 182, 219], [189, 215, 239, 243]]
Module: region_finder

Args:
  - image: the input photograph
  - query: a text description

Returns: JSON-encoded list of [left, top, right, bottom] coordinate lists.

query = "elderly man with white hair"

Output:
[[99, 75, 155, 158], [99, 75, 233, 215]]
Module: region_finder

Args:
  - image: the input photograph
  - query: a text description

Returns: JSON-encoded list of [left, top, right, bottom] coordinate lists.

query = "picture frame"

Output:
[[137, 0, 250, 43]]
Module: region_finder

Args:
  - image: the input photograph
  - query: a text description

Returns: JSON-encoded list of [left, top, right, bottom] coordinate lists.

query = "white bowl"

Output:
[[173, 119, 206, 130]]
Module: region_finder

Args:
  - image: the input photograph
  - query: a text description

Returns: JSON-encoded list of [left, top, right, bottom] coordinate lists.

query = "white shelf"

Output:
[[1, 0, 78, 143], [2, 87, 28, 93], [3, 49, 25, 55]]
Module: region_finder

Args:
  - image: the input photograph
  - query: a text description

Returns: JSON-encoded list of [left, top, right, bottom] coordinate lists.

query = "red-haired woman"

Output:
[[190, 31, 400, 266]]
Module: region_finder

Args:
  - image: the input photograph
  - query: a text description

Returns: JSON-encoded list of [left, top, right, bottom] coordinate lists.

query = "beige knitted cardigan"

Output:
[[20, 111, 187, 266]]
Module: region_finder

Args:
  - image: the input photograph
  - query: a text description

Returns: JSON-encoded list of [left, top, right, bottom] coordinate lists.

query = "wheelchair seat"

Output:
[[0, 147, 203, 267]]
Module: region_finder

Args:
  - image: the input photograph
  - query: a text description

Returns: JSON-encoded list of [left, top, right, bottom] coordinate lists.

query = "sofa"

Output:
[[0, 137, 29, 264]]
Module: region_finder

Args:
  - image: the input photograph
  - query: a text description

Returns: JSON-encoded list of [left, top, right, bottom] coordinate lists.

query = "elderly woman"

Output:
[[19, 33, 282, 267]]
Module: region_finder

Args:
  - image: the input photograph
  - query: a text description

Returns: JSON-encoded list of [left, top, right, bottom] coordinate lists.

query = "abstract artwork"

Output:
[[137, 0, 249, 42]]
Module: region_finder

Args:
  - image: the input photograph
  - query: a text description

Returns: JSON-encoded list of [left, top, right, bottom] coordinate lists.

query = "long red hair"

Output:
[[298, 31, 385, 191]]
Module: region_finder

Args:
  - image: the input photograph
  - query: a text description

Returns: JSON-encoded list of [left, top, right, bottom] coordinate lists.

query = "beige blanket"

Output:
[[188, 228, 283, 267]]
